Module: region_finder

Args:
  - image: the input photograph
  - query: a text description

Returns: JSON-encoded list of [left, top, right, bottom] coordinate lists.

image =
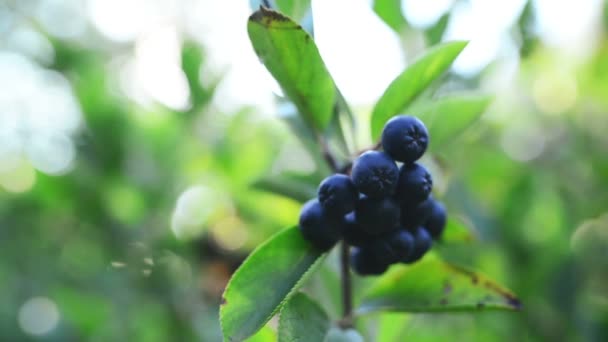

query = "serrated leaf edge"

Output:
[[219, 227, 328, 341], [277, 292, 330, 342]]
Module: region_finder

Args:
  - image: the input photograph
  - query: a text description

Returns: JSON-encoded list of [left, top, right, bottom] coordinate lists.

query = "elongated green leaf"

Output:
[[278, 293, 330, 342], [415, 94, 492, 150], [220, 227, 327, 341], [358, 254, 521, 313], [370, 41, 468, 141], [424, 13, 450, 46], [373, 0, 409, 33], [248, 7, 335, 132]]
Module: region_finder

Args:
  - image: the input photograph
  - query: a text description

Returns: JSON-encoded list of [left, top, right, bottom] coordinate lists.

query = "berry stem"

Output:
[[338, 240, 354, 329], [338, 141, 383, 175], [319, 136, 340, 173], [317, 134, 353, 328]]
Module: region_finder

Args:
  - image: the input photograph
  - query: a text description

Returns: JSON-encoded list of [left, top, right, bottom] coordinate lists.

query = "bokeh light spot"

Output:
[[171, 185, 230, 240], [25, 132, 75, 175], [211, 216, 249, 251], [532, 71, 578, 114], [500, 123, 546, 162], [18, 297, 60, 336], [402, 0, 453, 28], [0, 158, 36, 193]]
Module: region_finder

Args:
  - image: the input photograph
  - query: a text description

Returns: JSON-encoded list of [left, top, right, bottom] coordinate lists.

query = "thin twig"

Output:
[[339, 140, 383, 175], [319, 136, 341, 174], [318, 135, 353, 328], [338, 240, 353, 329]]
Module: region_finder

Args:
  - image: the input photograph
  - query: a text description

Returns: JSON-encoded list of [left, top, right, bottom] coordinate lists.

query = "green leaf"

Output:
[[278, 292, 330, 342], [245, 325, 276, 342], [373, 0, 409, 33], [440, 218, 477, 243], [276, 0, 311, 21], [370, 41, 468, 141], [415, 94, 492, 150], [220, 226, 327, 341], [358, 254, 521, 313], [181, 41, 214, 114], [253, 171, 321, 203], [248, 7, 336, 132], [424, 13, 450, 46]]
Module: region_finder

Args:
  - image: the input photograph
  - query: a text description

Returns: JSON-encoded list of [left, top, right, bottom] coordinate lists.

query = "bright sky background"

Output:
[[0, 0, 604, 194]]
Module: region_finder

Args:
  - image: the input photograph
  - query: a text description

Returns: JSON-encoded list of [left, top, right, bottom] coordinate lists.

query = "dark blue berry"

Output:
[[351, 151, 399, 198], [355, 195, 400, 235], [386, 230, 415, 261], [367, 229, 415, 265], [351, 247, 389, 276], [396, 163, 432, 205], [318, 174, 358, 216], [400, 196, 434, 230], [298, 199, 341, 251], [402, 227, 432, 264], [342, 212, 375, 247], [381, 115, 429, 163], [425, 199, 447, 239]]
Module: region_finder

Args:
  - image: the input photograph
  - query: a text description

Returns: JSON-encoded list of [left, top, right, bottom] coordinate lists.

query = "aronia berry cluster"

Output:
[[299, 115, 447, 275]]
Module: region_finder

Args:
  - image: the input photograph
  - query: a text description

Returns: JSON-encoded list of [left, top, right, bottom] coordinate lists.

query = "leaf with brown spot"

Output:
[[358, 253, 521, 313], [248, 6, 336, 132]]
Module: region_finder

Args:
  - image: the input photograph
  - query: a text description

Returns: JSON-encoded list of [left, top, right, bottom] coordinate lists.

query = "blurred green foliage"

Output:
[[0, 0, 607, 341]]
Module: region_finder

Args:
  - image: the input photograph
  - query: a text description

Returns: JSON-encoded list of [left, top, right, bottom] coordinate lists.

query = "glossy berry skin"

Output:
[[351, 247, 389, 276], [381, 115, 429, 163], [425, 199, 447, 239], [342, 212, 375, 247], [368, 229, 415, 264], [402, 227, 432, 264], [298, 199, 341, 251], [351, 151, 399, 198], [400, 196, 434, 230], [318, 174, 358, 217], [355, 195, 400, 235], [386, 229, 415, 261], [396, 163, 433, 205]]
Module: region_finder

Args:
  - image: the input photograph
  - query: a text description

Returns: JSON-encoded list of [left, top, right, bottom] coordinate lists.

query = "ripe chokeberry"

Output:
[[317, 174, 358, 216], [298, 199, 341, 251], [381, 115, 429, 163], [351, 151, 399, 198], [424, 199, 447, 239], [400, 196, 434, 230], [396, 163, 433, 205], [342, 212, 375, 247], [386, 229, 415, 261], [355, 195, 400, 235], [368, 229, 416, 265], [351, 247, 389, 276], [402, 227, 432, 264]]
